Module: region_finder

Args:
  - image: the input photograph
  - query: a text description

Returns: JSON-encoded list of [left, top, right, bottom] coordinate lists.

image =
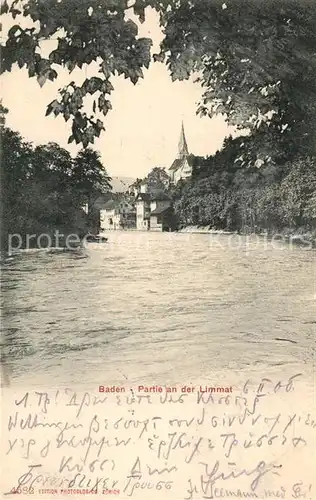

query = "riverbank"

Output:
[[178, 225, 316, 247], [179, 226, 234, 234]]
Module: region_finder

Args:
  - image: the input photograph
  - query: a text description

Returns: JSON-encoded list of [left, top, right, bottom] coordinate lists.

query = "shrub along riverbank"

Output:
[[177, 226, 316, 249]]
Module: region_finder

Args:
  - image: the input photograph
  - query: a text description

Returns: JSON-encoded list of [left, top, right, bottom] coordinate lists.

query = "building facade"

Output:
[[100, 199, 136, 230], [149, 206, 176, 232], [136, 192, 176, 231], [135, 193, 151, 230]]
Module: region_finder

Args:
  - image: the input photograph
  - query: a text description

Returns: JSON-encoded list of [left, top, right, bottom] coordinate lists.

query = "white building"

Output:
[[135, 192, 173, 231], [135, 193, 151, 230], [100, 199, 135, 230]]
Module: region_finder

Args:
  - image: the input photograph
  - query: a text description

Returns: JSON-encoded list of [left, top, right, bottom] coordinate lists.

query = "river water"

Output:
[[1, 232, 315, 388]]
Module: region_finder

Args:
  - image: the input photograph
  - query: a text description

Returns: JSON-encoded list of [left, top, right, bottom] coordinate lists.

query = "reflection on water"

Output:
[[1, 232, 315, 387]]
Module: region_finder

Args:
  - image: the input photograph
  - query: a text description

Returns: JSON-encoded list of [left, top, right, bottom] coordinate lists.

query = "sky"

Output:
[[1, 7, 235, 178]]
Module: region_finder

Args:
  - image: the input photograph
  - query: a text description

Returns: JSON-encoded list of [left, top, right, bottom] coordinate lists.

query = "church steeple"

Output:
[[177, 121, 189, 159]]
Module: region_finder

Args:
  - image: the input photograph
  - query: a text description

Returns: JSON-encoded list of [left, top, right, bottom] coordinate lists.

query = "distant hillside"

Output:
[[110, 176, 135, 193]]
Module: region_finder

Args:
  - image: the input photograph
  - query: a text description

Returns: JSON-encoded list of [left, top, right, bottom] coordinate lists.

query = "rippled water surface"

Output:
[[1, 232, 315, 387]]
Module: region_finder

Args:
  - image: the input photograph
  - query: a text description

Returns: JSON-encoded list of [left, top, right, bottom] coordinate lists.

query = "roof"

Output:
[[169, 155, 195, 172], [150, 206, 172, 216], [93, 193, 112, 209], [169, 158, 183, 171], [178, 122, 189, 157], [136, 193, 150, 202], [103, 199, 118, 210], [151, 192, 171, 202]]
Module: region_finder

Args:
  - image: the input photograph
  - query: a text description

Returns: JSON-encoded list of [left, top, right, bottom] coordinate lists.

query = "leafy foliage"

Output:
[[145, 166, 170, 194], [157, 0, 316, 158], [1, 0, 154, 147], [2, 0, 315, 155], [0, 101, 9, 127], [172, 135, 316, 233], [72, 148, 112, 208]]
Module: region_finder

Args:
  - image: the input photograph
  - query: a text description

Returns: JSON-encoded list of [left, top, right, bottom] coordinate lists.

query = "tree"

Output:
[[278, 157, 316, 229], [1, 117, 112, 245], [146, 166, 170, 194], [129, 177, 143, 194], [31, 142, 73, 186], [2, 0, 315, 157], [0, 101, 9, 127], [0, 0, 156, 147], [172, 130, 316, 233], [0, 128, 87, 240], [72, 148, 112, 209], [1, 126, 34, 241], [158, 0, 316, 159]]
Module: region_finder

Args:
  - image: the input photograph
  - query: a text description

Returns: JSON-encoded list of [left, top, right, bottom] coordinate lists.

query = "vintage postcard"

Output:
[[1, 0, 315, 499]]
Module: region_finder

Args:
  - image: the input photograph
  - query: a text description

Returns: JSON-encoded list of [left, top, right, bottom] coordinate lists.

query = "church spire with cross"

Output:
[[177, 121, 189, 159]]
